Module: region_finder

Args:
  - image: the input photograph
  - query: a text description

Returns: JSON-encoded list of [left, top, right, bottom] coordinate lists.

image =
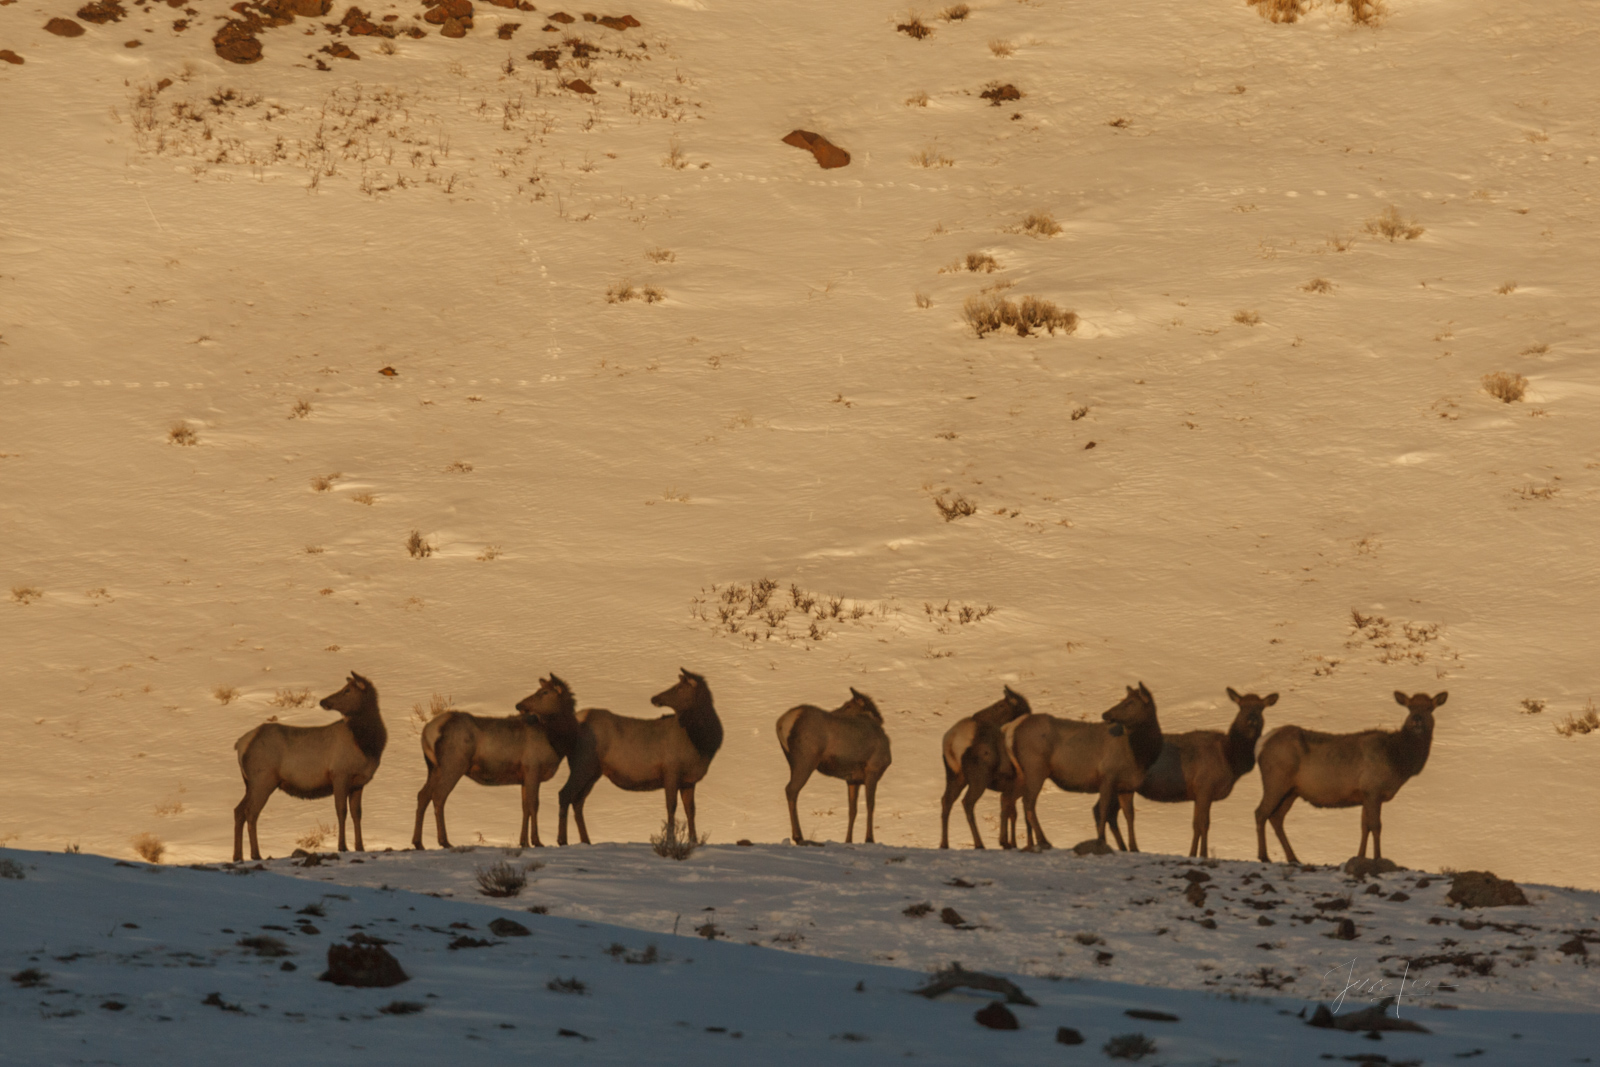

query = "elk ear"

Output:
[[1433, 691, 1448, 707], [1139, 682, 1152, 700], [1226, 687, 1242, 705], [1394, 690, 1409, 707], [1264, 692, 1279, 707], [350, 673, 368, 690], [849, 686, 864, 700]]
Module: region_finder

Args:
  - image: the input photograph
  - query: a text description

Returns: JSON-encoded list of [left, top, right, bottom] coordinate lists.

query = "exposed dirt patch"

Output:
[[75, 0, 125, 23], [980, 83, 1022, 105], [782, 128, 850, 169], [45, 17, 86, 36]]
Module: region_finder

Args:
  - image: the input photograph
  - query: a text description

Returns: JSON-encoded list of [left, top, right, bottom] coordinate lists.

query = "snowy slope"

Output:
[[2, 0, 1599, 890], [3, 847, 1597, 1065]]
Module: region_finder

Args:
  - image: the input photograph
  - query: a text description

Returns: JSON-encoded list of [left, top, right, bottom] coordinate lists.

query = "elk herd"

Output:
[[231, 670, 1448, 868]]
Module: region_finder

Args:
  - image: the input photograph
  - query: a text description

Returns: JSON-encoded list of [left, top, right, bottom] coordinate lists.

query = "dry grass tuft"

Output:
[[406, 530, 434, 559], [645, 248, 675, 263], [296, 821, 331, 851], [1482, 371, 1528, 403], [939, 3, 969, 19], [896, 16, 932, 39], [965, 252, 1000, 273], [988, 39, 1014, 56], [915, 292, 933, 309], [477, 544, 502, 561], [1017, 211, 1061, 237], [288, 399, 313, 419], [352, 492, 377, 506], [934, 494, 977, 522], [1248, 0, 1307, 23], [664, 141, 689, 170], [1302, 278, 1334, 293], [1556, 703, 1600, 738], [1233, 310, 1262, 326], [130, 832, 165, 864], [650, 818, 708, 860], [608, 280, 665, 304], [305, 544, 325, 554], [1345, 0, 1384, 24], [11, 586, 43, 605], [476, 860, 535, 897], [911, 147, 954, 168], [168, 424, 198, 446], [269, 688, 314, 708], [1519, 698, 1546, 715], [963, 293, 1078, 338], [310, 473, 341, 492], [1497, 281, 1518, 295], [444, 461, 473, 473], [905, 90, 930, 107], [1365, 205, 1424, 241], [213, 685, 239, 705]]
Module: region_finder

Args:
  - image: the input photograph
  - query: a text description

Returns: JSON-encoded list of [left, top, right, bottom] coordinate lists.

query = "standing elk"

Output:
[[411, 674, 582, 850], [775, 688, 893, 845], [557, 668, 724, 846], [232, 672, 387, 863], [1104, 687, 1276, 857], [1006, 683, 1163, 852], [938, 686, 1032, 850], [1255, 690, 1447, 863]]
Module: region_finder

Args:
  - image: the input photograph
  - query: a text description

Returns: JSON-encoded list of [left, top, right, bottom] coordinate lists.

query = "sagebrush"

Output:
[[1482, 371, 1528, 403], [651, 818, 707, 860], [963, 293, 1078, 338]]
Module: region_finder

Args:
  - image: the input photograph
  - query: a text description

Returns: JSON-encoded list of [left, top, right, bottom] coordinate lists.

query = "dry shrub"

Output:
[[1482, 371, 1528, 403], [663, 141, 688, 170], [352, 492, 377, 506], [988, 39, 1013, 56], [476, 544, 502, 561], [911, 147, 954, 168], [939, 3, 969, 19], [269, 687, 314, 708], [645, 248, 675, 263], [651, 818, 708, 860], [608, 281, 665, 304], [406, 530, 434, 558], [963, 293, 1078, 338], [965, 252, 1000, 272], [934, 495, 977, 521], [1556, 704, 1600, 738], [640, 286, 665, 303], [1233, 310, 1262, 326], [1302, 278, 1334, 293], [288, 399, 313, 419], [305, 544, 325, 554], [296, 821, 331, 850], [1497, 281, 1518, 295], [213, 685, 239, 704], [130, 832, 165, 864], [168, 424, 198, 446], [444, 461, 473, 473], [11, 586, 43, 605], [1519, 698, 1546, 716], [1345, 0, 1383, 24], [915, 292, 933, 309], [1018, 211, 1061, 237], [905, 90, 930, 107], [1366, 205, 1424, 241], [1248, 0, 1306, 22], [310, 472, 341, 491], [896, 16, 931, 39], [475, 860, 534, 897]]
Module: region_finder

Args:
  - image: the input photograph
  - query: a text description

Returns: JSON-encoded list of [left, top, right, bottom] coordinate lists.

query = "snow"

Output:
[[2, 0, 1600, 1054], [3, 847, 1597, 1064]]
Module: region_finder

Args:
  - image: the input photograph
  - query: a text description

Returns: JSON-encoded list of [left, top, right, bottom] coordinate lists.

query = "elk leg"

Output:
[[663, 774, 680, 839], [961, 783, 988, 851], [1360, 798, 1383, 860], [1268, 792, 1299, 864], [1021, 775, 1051, 851], [333, 781, 350, 852], [1191, 796, 1212, 859], [412, 776, 434, 850], [350, 786, 365, 852], [938, 766, 965, 850], [1255, 785, 1293, 862], [233, 791, 250, 864], [430, 762, 467, 850], [681, 783, 698, 842], [863, 770, 882, 844], [842, 781, 859, 843], [999, 784, 1019, 850], [524, 779, 542, 848], [1097, 792, 1129, 851], [557, 746, 600, 847], [1119, 792, 1139, 852], [784, 756, 816, 845]]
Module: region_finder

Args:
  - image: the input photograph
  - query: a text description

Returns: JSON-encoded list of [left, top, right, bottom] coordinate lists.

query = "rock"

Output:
[[1387, 891, 1410, 902], [1448, 871, 1529, 908], [76, 0, 125, 23], [1558, 937, 1588, 957], [1180, 869, 1212, 884], [1183, 882, 1207, 908], [156, 77, 172, 90], [1094, 950, 1114, 965], [975, 1001, 1019, 1030], [1197, 918, 1217, 929], [497, 22, 519, 37], [424, 0, 472, 23], [448, 935, 493, 949], [486, 0, 516, 6], [1055, 1027, 1084, 1045], [321, 41, 358, 58], [528, 47, 558, 67], [781, 129, 850, 170], [562, 78, 595, 93], [1314, 897, 1351, 911], [0, 49, 23, 63], [939, 906, 966, 927], [1331, 918, 1358, 941], [45, 17, 86, 36], [440, 14, 465, 34], [736, 839, 753, 846], [488, 917, 530, 937], [548, 10, 574, 21], [1344, 856, 1402, 880], [1307, 997, 1429, 1033], [1125, 1009, 1179, 1022], [597, 13, 639, 29], [124, 39, 141, 46], [213, 22, 262, 63], [287, 0, 331, 15], [980, 83, 1022, 105], [1072, 838, 1114, 856], [321, 942, 408, 987], [913, 962, 1037, 1006], [378, 366, 398, 376]]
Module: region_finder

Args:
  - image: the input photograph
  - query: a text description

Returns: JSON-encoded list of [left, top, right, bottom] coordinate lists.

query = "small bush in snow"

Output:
[[651, 818, 707, 860], [169, 424, 198, 446], [0, 859, 25, 880], [1247, 0, 1306, 23], [1556, 702, 1600, 738], [1482, 371, 1528, 403], [1017, 211, 1061, 237], [548, 976, 587, 994], [963, 293, 1077, 338], [475, 861, 530, 897], [939, 4, 969, 20], [406, 530, 434, 559], [1104, 1032, 1158, 1060], [11, 586, 43, 605], [1366, 205, 1424, 241], [896, 16, 931, 39], [131, 832, 165, 864]]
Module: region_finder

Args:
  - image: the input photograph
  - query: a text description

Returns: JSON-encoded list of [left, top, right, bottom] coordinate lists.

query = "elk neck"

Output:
[[676, 688, 724, 759], [1225, 720, 1261, 780], [1125, 706, 1163, 772], [1386, 713, 1434, 779], [536, 697, 582, 760], [346, 688, 388, 762]]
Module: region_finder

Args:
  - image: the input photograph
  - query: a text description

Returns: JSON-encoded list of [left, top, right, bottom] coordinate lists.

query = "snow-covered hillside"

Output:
[[2, 0, 1599, 893]]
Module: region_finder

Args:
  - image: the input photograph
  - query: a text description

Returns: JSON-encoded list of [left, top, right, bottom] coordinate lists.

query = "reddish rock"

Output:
[[527, 46, 557, 67], [320, 39, 358, 56], [547, 10, 572, 21], [45, 17, 86, 35], [123, 37, 141, 46], [212, 21, 262, 61], [439, 14, 465, 35], [0, 48, 23, 63], [321, 942, 408, 988], [486, 0, 515, 7], [517, 0, 534, 8], [974, 1002, 1019, 1030], [597, 13, 637, 29], [76, 0, 126, 23], [155, 76, 172, 89], [288, 0, 331, 14], [782, 129, 850, 170], [423, 0, 470, 22], [561, 77, 594, 93], [496, 20, 518, 37]]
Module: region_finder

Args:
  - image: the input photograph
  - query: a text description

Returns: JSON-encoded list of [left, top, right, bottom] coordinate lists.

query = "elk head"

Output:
[[1226, 687, 1279, 739], [516, 674, 573, 717], [1394, 690, 1447, 734], [320, 672, 373, 715], [1103, 682, 1156, 726], [1000, 685, 1033, 720], [844, 687, 883, 721], [650, 667, 705, 711]]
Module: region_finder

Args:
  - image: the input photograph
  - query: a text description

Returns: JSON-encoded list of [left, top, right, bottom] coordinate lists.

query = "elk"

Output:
[[1255, 690, 1447, 863], [557, 668, 724, 846], [411, 674, 582, 850], [232, 672, 387, 863], [1104, 687, 1277, 857], [1006, 683, 1162, 852], [938, 686, 1032, 850], [775, 688, 893, 845]]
